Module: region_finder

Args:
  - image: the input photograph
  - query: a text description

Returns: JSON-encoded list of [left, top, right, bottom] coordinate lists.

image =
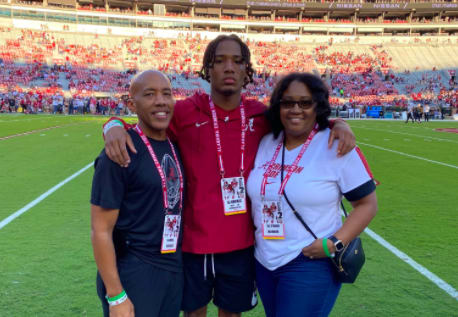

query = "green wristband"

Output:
[[103, 119, 123, 135], [322, 238, 333, 258], [106, 290, 126, 302]]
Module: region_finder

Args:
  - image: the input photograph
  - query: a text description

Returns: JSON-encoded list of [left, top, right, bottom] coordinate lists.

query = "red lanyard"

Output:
[[135, 125, 183, 212], [209, 97, 246, 178], [260, 124, 319, 197]]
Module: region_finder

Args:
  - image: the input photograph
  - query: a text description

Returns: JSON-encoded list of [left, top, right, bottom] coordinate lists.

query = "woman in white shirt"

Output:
[[247, 73, 378, 317]]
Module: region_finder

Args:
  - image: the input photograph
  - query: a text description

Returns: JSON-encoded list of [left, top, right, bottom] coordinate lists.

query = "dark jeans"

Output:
[[256, 253, 341, 317]]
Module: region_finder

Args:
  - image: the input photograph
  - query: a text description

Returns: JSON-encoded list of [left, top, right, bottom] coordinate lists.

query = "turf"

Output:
[[1, 114, 457, 316]]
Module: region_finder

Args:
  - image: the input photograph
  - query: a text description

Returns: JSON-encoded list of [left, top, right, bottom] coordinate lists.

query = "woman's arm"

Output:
[[331, 192, 378, 248], [302, 192, 377, 258]]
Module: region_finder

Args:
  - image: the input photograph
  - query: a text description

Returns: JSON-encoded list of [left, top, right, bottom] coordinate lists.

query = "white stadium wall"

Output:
[[2, 17, 458, 46]]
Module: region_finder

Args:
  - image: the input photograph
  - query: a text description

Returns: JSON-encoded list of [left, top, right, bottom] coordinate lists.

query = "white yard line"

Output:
[[0, 162, 93, 230], [358, 142, 458, 169], [354, 126, 458, 144], [358, 140, 457, 298], [0, 122, 88, 140], [365, 228, 458, 300], [0, 126, 64, 140]]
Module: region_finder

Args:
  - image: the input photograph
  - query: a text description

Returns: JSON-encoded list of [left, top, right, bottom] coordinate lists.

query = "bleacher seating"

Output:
[[0, 27, 456, 115]]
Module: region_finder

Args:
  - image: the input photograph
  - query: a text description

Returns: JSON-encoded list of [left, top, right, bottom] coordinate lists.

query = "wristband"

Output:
[[322, 238, 334, 258], [103, 119, 123, 136], [106, 290, 128, 307]]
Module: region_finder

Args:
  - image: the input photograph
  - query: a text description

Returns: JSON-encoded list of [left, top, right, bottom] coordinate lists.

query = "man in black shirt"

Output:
[[91, 70, 184, 317]]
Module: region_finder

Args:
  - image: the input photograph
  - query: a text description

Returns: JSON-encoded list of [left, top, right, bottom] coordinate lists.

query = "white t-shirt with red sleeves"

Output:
[[246, 128, 375, 271]]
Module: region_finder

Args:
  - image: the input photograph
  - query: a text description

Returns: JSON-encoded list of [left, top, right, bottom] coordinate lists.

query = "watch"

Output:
[[329, 235, 345, 252]]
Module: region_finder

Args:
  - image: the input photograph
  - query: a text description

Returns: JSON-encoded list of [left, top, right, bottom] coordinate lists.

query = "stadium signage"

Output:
[[194, 0, 218, 4], [244, 1, 458, 11], [431, 3, 458, 8], [333, 4, 364, 9], [158, 0, 218, 3], [246, 1, 304, 8], [155, 0, 458, 10], [371, 3, 404, 9]]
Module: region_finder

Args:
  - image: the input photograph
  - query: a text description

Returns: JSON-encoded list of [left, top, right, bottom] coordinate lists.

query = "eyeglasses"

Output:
[[280, 99, 315, 110]]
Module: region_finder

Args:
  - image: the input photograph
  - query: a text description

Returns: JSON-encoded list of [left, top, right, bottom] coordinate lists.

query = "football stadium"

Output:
[[0, 0, 457, 316]]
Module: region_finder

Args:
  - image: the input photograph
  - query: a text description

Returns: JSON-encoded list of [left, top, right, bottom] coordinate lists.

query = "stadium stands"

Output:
[[0, 1, 456, 116]]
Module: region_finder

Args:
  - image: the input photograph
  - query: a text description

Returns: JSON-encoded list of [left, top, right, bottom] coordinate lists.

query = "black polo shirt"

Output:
[[91, 129, 185, 272]]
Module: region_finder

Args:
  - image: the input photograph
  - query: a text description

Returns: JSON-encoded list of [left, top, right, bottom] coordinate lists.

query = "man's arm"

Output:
[[103, 117, 137, 167], [91, 204, 134, 317], [328, 118, 356, 157], [103, 111, 180, 166]]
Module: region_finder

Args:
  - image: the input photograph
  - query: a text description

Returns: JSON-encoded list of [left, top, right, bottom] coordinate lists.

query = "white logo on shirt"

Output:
[[195, 121, 208, 127], [245, 118, 255, 132]]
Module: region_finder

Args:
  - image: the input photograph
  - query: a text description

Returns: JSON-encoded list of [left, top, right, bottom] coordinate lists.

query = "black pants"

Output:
[[96, 252, 183, 317], [405, 113, 414, 123]]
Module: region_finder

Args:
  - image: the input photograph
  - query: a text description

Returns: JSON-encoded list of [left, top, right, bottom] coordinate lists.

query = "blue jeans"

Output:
[[256, 253, 341, 317]]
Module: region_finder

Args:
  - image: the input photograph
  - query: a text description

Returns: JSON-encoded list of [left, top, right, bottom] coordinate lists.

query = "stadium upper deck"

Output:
[[1, 0, 457, 35]]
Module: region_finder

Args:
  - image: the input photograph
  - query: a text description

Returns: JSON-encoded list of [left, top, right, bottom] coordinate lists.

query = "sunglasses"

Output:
[[280, 99, 315, 110]]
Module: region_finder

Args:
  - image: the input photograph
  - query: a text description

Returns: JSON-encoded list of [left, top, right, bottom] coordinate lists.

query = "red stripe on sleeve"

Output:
[[355, 146, 374, 179]]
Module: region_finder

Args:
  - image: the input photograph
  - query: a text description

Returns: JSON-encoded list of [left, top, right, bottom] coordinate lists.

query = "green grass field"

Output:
[[1, 114, 457, 317]]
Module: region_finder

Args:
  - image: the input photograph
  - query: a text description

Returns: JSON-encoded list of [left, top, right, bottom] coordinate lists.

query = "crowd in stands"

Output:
[[0, 89, 129, 115], [0, 28, 456, 116], [404, 71, 458, 109]]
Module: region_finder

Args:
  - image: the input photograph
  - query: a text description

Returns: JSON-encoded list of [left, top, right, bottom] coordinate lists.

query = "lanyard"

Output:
[[208, 97, 246, 178], [260, 124, 318, 198], [134, 125, 183, 212]]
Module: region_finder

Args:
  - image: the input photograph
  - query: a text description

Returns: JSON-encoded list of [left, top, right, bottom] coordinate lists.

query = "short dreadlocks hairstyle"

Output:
[[199, 34, 255, 88]]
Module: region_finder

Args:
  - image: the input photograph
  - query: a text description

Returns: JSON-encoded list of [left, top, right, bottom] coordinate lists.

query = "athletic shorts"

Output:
[[96, 252, 184, 317], [181, 247, 257, 313]]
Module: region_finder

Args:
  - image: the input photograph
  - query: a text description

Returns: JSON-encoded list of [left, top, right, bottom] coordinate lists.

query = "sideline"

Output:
[[365, 228, 458, 300], [354, 126, 458, 144], [0, 162, 93, 229], [358, 142, 458, 169]]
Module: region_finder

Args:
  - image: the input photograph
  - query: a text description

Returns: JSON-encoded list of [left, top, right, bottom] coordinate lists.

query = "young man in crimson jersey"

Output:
[[102, 35, 356, 317]]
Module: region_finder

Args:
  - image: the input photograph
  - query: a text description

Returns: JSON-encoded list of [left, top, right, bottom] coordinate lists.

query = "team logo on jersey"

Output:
[[244, 118, 255, 132], [260, 162, 304, 178], [161, 153, 180, 210]]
